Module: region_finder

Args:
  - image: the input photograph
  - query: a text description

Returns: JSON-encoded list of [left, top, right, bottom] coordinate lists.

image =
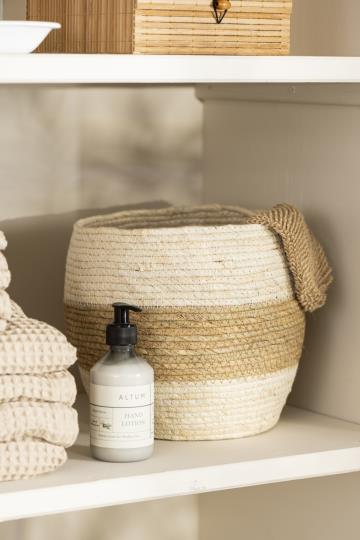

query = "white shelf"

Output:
[[2, 55, 360, 85], [1, 395, 360, 522]]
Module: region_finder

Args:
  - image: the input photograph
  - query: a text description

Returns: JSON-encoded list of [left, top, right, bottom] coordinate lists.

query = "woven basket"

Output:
[[27, 0, 292, 55], [64, 204, 332, 441]]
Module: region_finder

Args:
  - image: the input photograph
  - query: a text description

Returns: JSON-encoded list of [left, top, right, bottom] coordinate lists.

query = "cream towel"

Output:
[[0, 302, 77, 375], [0, 441, 67, 481], [0, 232, 11, 332], [0, 291, 11, 327], [0, 371, 77, 405], [0, 401, 78, 448], [0, 252, 10, 290], [0, 231, 7, 251]]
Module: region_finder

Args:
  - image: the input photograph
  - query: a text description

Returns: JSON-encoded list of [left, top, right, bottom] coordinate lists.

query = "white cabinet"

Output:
[[1, 1, 360, 537]]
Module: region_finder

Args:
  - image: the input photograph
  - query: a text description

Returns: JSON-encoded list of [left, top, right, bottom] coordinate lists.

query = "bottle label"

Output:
[[90, 383, 154, 449]]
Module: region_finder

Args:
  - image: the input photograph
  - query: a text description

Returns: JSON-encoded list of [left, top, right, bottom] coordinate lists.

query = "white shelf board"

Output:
[[1, 395, 360, 522], [2, 55, 360, 84]]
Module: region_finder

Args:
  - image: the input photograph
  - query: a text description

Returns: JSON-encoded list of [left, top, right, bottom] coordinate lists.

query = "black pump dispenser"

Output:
[[106, 303, 142, 346]]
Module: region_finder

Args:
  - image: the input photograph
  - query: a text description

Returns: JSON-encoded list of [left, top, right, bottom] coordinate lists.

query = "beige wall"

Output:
[[3, 0, 25, 20], [291, 0, 360, 55], [0, 86, 202, 222]]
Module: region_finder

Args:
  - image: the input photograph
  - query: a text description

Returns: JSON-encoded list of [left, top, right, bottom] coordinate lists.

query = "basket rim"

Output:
[[73, 204, 264, 234]]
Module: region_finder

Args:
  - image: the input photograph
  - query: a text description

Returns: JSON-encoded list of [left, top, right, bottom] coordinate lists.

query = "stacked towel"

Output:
[[0, 302, 78, 482], [0, 232, 12, 331]]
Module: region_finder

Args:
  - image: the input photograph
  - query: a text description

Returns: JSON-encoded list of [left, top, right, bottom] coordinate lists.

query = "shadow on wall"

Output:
[[79, 87, 203, 210], [0, 201, 168, 332], [0, 86, 202, 221]]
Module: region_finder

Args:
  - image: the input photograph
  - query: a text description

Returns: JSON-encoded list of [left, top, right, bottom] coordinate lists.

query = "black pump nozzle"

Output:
[[106, 302, 142, 347], [113, 302, 141, 324]]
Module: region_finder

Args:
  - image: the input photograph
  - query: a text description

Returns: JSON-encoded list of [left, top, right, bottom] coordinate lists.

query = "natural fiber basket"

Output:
[[64, 204, 332, 440], [27, 0, 292, 55]]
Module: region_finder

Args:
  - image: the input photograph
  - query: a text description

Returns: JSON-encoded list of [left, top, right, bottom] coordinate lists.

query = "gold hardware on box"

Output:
[[213, 0, 231, 24]]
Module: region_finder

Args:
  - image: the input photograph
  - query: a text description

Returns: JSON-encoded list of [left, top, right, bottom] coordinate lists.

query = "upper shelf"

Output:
[[1, 395, 360, 522], [2, 55, 360, 85]]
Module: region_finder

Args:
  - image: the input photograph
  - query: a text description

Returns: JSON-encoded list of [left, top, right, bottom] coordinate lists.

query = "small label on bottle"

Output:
[[90, 383, 154, 449]]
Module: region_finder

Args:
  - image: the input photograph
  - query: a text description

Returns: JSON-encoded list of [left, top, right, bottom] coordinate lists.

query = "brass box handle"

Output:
[[213, 0, 231, 24]]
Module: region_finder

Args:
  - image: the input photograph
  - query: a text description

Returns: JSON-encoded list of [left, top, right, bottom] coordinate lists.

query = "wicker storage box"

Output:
[[27, 0, 292, 55], [64, 204, 332, 441]]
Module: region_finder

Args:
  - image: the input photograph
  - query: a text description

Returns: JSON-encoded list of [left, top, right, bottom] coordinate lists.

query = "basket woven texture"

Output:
[[64, 204, 332, 441], [27, 0, 292, 55]]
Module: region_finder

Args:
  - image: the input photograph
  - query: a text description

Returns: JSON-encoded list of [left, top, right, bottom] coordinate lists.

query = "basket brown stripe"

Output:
[[65, 300, 304, 381]]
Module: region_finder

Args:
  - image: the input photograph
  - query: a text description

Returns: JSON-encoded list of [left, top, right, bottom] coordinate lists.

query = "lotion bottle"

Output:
[[90, 303, 154, 462]]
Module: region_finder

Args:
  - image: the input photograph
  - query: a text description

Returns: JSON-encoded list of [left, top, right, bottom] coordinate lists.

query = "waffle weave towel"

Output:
[[0, 291, 11, 327], [0, 252, 10, 290], [0, 370, 76, 405], [0, 441, 67, 481], [0, 302, 77, 375], [0, 232, 11, 332], [0, 232, 7, 251], [0, 401, 78, 448]]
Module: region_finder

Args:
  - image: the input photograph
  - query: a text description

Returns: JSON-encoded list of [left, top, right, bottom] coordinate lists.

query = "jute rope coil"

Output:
[[65, 204, 331, 441], [66, 301, 305, 379]]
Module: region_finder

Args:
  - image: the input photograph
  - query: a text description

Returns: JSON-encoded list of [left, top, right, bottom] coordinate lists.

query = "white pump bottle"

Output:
[[90, 303, 154, 462]]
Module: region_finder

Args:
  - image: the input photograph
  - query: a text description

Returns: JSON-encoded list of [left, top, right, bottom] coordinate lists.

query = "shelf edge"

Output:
[[1, 446, 360, 523]]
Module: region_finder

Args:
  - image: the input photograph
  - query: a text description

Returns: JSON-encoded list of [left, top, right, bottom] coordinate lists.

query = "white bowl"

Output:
[[0, 21, 61, 54]]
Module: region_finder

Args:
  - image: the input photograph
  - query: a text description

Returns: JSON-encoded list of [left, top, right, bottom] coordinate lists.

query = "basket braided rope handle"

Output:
[[246, 204, 333, 312], [213, 0, 231, 23]]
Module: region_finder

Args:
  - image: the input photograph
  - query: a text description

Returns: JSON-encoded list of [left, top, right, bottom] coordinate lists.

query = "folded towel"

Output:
[[0, 232, 7, 251], [0, 302, 77, 375], [0, 371, 77, 406], [0, 401, 78, 447], [0, 290, 11, 324], [0, 252, 10, 290], [247, 203, 333, 312], [0, 441, 67, 481]]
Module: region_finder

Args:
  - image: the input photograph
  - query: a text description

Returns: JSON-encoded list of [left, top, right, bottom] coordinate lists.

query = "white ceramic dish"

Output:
[[0, 21, 60, 54]]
